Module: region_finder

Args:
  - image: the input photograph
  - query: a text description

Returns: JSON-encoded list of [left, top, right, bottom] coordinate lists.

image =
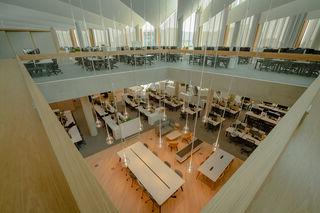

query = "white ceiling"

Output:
[[120, 0, 178, 26], [0, 0, 146, 30]]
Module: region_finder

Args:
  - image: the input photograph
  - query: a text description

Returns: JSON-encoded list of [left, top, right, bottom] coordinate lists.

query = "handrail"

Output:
[[18, 49, 320, 62], [201, 75, 320, 212], [16, 56, 118, 212]]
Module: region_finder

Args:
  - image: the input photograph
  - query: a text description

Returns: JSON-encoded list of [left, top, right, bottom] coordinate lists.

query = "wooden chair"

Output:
[[168, 141, 178, 152], [181, 132, 193, 144]]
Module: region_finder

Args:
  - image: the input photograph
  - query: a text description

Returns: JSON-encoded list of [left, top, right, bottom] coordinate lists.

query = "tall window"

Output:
[[182, 12, 196, 47], [230, 0, 246, 9], [300, 18, 320, 49], [108, 28, 125, 47], [258, 16, 290, 48], [225, 22, 235, 47], [160, 11, 177, 46], [200, 0, 212, 9], [93, 29, 109, 47], [201, 10, 224, 47], [125, 26, 136, 47], [74, 29, 90, 47], [236, 15, 254, 47], [56, 30, 72, 47], [142, 22, 155, 46]]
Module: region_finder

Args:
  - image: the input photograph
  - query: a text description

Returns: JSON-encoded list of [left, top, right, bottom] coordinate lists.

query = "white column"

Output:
[[205, 88, 214, 116], [75, 21, 84, 48], [80, 96, 97, 136], [174, 81, 180, 97]]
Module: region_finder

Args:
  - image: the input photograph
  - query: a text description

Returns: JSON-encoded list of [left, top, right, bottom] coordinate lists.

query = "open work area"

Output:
[[1, 0, 320, 212]]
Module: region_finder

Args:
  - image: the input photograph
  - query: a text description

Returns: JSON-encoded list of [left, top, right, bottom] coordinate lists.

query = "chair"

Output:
[[145, 191, 159, 212], [181, 132, 192, 144], [174, 169, 184, 191], [136, 180, 147, 199], [152, 151, 158, 156], [164, 161, 171, 168], [143, 143, 149, 148], [168, 141, 178, 152], [126, 170, 137, 188]]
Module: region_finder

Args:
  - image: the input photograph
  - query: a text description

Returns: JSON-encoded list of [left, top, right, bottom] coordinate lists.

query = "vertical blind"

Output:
[[56, 30, 72, 48], [160, 11, 177, 46], [300, 18, 320, 49]]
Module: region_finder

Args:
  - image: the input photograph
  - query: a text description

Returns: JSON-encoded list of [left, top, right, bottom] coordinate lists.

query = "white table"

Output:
[[245, 111, 278, 125], [117, 142, 185, 206], [63, 111, 82, 144], [102, 116, 121, 140], [198, 148, 234, 182], [94, 104, 108, 117], [207, 116, 225, 126], [257, 103, 288, 116], [166, 130, 182, 140]]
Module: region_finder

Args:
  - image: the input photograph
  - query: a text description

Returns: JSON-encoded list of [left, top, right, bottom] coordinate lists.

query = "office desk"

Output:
[[245, 111, 278, 126], [94, 104, 108, 117], [102, 116, 121, 140], [225, 127, 262, 146], [198, 148, 234, 182], [212, 103, 240, 117], [257, 103, 288, 116], [124, 97, 138, 108], [163, 99, 182, 111], [63, 111, 82, 144], [182, 107, 202, 119], [117, 142, 184, 207], [149, 92, 164, 101], [166, 130, 182, 141]]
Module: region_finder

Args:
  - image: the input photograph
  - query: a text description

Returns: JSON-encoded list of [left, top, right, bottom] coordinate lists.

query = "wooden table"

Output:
[[198, 148, 234, 182], [117, 142, 185, 207], [166, 130, 182, 141]]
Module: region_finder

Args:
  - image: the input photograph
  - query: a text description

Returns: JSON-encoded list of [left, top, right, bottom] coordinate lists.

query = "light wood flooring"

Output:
[[86, 128, 243, 213]]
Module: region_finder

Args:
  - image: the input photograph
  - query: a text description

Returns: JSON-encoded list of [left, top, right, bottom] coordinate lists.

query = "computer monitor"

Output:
[[251, 107, 262, 115], [263, 101, 273, 106], [267, 111, 280, 120], [242, 97, 250, 102], [278, 104, 289, 111], [237, 123, 246, 132]]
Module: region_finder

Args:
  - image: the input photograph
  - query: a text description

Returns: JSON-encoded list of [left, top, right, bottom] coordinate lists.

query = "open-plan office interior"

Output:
[[1, 0, 320, 212]]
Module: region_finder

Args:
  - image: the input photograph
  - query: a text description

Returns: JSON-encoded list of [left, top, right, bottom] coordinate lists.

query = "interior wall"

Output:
[[31, 32, 56, 54], [0, 31, 15, 59], [167, 68, 306, 106], [6, 31, 35, 55]]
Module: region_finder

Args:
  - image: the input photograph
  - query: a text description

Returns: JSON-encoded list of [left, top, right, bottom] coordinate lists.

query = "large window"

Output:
[[73, 29, 90, 47], [225, 22, 235, 47], [200, 10, 224, 47], [125, 26, 136, 47], [300, 18, 320, 49], [160, 11, 177, 46], [108, 28, 125, 47], [93, 29, 109, 47], [257, 16, 290, 48], [200, 0, 212, 9], [230, 0, 246, 9], [182, 12, 196, 47], [142, 22, 155, 46], [56, 30, 72, 48], [236, 15, 254, 47]]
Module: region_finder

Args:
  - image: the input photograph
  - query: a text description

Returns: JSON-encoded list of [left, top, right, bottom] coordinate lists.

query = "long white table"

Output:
[[166, 130, 182, 140], [198, 148, 234, 182], [118, 142, 185, 206], [94, 104, 108, 117], [63, 111, 82, 144], [257, 103, 288, 116], [245, 111, 278, 125], [102, 115, 121, 140]]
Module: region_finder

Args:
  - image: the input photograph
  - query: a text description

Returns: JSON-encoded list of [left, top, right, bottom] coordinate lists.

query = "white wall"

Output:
[[31, 32, 56, 54], [7, 32, 35, 55], [0, 31, 15, 59]]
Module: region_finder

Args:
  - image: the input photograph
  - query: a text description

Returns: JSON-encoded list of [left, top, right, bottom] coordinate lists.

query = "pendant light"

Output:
[[99, 94, 114, 144], [92, 99, 102, 128]]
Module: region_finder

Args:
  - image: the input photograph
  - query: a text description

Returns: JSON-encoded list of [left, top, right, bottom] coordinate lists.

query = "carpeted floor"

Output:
[[73, 99, 249, 161]]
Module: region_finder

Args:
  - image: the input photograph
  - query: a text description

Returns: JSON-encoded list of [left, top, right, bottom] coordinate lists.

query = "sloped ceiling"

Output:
[[0, 0, 146, 29], [120, 0, 177, 26]]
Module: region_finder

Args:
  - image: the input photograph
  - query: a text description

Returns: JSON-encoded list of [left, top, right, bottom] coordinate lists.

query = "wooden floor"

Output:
[[86, 129, 243, 213]]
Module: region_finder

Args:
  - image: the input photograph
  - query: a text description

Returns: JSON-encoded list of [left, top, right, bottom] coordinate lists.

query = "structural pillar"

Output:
[[80, 96, 98, 136], [205, 88, 214, 117], [174, 81, 180, 97], [75, 21, 84, 48]]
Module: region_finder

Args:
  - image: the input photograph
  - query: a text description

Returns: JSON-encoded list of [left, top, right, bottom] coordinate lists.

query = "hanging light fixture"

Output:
[[183, 114, 189, 133], [162, 104, 167, 121], [95, 119, 102, 128], [202, 115, 208, 123], [123, 104, 128, 119], [105, 128, 114, 145]]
